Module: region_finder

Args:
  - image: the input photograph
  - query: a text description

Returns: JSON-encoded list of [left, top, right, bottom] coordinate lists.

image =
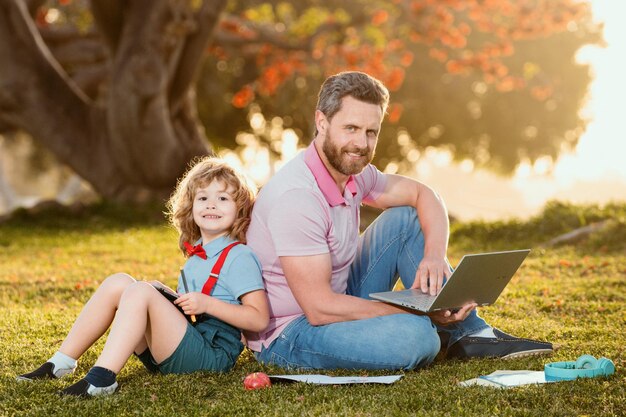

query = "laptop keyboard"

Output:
[[396, 294, 435, 310]]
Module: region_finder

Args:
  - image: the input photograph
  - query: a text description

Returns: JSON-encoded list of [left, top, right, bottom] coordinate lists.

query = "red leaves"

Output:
[[387, 103, 403, 123], [231, 53, 306, 108], [259, 57, 305, 96], [530, 86, 554, 102], [73, 278, 93, 291], [400, 51, 414, 67], [430, 48, 448, 63], [385, 68, 405, 92], [213, 0, 590, 109], [371, 10, 389, 26], [35, 8, 49, 27], [445, 60, 465, 75], [219, 18, 257, 40], [559, 259, 573, 267], [232, 85, 254, 109]]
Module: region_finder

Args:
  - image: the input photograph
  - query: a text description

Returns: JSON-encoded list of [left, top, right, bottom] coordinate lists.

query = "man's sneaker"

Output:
[[16, 362, 75, 381], [446, 328, 553, 360], [59, 378, 119, 397]]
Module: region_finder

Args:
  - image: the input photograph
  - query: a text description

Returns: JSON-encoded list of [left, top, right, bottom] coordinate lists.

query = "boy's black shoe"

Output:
[[446, 328, 553, 359], [17, 362, 70, 381], [59, 378, 119, 397]]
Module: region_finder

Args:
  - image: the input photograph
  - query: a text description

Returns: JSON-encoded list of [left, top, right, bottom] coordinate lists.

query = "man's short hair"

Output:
[[315, 71, 390, 136]]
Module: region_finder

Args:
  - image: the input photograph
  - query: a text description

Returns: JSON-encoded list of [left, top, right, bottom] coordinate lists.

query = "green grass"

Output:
[[1, 202, 625, 416]]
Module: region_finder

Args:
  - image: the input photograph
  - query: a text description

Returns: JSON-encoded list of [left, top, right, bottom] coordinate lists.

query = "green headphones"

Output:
[[544, 355, 616, 381]]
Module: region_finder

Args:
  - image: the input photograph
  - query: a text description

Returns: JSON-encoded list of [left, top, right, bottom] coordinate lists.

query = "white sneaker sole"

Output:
[[502, 348, 553, 359]]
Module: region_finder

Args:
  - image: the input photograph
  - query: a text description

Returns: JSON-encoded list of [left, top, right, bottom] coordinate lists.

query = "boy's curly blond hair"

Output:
[[166, 157, 257, 255]]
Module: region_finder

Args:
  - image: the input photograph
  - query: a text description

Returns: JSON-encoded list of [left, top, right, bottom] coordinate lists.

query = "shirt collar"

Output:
[[304, 142, 357, 207], [195, 235, 237, 258]]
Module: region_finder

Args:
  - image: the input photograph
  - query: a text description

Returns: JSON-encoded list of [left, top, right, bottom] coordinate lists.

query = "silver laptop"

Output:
[[369, 249, 530, 312]]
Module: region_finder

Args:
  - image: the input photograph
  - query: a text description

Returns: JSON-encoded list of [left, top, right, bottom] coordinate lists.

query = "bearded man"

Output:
[[244, 71, 552, 370]]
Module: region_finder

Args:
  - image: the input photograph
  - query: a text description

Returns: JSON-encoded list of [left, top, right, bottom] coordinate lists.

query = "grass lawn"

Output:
[[0, 203, 624, 416]]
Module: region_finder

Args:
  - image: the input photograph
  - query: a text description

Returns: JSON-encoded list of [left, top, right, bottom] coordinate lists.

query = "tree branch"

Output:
[[213, 11, 370, 52], [169, 0, 227, 112], [106, 0, 210, 187], [541, 220, 611, 247], [38, 26, 100, 44], [0, 118, 18, 134], [0, 0, 134, 198], [0, 0, 91, 119], [70, 64, 108, 99], [48, 37, 108, 67], [24, 0, 45, 16], [90, 0, 125, 54]]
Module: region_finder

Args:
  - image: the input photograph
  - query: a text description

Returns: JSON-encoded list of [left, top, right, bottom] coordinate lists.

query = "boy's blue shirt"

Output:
[[178, 235, 264, 305]]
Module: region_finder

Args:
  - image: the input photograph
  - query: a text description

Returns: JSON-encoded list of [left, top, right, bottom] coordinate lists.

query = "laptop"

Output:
[[369, 249, 530, 312]]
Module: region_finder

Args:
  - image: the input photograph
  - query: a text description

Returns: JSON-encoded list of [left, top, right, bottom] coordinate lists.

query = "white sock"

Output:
[[469, 327, 496, 338], [48, 351, 77, 377]]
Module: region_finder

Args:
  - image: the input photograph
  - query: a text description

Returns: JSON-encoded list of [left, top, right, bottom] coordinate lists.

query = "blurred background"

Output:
[[1, 0, 623, 221]]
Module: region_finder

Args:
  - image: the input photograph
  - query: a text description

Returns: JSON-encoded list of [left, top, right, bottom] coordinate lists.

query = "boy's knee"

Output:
[[120, 281, 158, 305], [100, 273, 136, 297]]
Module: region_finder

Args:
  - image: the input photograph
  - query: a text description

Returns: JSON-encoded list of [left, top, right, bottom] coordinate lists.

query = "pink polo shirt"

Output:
[[245, 143, 387, 351]]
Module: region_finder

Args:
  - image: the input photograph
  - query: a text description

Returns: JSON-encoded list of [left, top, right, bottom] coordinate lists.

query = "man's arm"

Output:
[[280, 253, 475, 326], [280, 253, 410, 326], [367, 173, 450, 295], [273, 183, 474, 326]]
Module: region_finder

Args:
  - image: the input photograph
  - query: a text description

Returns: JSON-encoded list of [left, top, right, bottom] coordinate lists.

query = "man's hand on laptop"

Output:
[[412, 256, 452, 296], [427, 302, 477, 326]]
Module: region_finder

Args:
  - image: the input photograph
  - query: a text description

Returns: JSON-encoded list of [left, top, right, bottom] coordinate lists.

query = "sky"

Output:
[[410, 0, 626, 221]]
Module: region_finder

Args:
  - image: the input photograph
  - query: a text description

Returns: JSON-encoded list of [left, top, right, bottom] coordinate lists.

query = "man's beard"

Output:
[[322, 132, 374, 176]]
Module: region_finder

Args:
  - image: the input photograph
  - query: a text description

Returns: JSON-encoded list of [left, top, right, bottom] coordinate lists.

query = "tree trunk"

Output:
[[0, 0, 226, 201]]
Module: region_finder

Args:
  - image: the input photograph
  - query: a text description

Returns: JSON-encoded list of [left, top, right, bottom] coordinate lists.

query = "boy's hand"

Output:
[[174, 292, 212, 316]]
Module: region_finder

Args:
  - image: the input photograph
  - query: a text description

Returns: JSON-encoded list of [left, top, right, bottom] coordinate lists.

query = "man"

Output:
[[245, 71, 552, 370]]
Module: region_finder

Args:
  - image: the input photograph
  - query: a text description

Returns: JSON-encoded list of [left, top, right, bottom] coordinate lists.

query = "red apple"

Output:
[[243, 372, 272, 390]]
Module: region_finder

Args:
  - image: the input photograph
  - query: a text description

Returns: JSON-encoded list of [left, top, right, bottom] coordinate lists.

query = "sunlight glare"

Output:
[[45, 8, 60, 24], [249, 112, 266, 132], [532, 156, 553, 176], [247, 146, 271, 184], [514, 160, 532, 180], [384, 162, 399, 174], [459, 159, 474, 173], [549, 1, 626, 182], [280, 129, 299, 160]]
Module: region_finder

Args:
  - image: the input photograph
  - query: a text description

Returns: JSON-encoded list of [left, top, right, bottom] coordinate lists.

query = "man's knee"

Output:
[[394, 317, 440, 370], [376, 206, 422, 234], [382, 205, 417, 221]]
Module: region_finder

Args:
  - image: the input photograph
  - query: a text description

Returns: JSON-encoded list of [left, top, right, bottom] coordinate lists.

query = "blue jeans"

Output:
[[256, 206, 490, 370]]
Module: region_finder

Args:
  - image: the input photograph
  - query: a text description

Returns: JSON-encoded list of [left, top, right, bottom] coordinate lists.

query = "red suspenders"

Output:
[[200, 242, 241, 295]]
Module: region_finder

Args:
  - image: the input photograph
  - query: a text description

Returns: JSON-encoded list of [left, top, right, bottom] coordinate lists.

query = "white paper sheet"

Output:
[[460, 370, 551, 388], [269, 374, 403, 385]]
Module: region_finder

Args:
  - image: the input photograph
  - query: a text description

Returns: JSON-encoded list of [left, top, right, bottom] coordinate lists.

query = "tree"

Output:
[[0, 0, 601, 202], [200, 1, 601, 174], [1, 0, 224, 201]]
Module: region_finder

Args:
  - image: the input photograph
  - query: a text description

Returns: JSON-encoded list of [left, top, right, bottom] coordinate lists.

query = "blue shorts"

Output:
[[138, 318, 243, 374]]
